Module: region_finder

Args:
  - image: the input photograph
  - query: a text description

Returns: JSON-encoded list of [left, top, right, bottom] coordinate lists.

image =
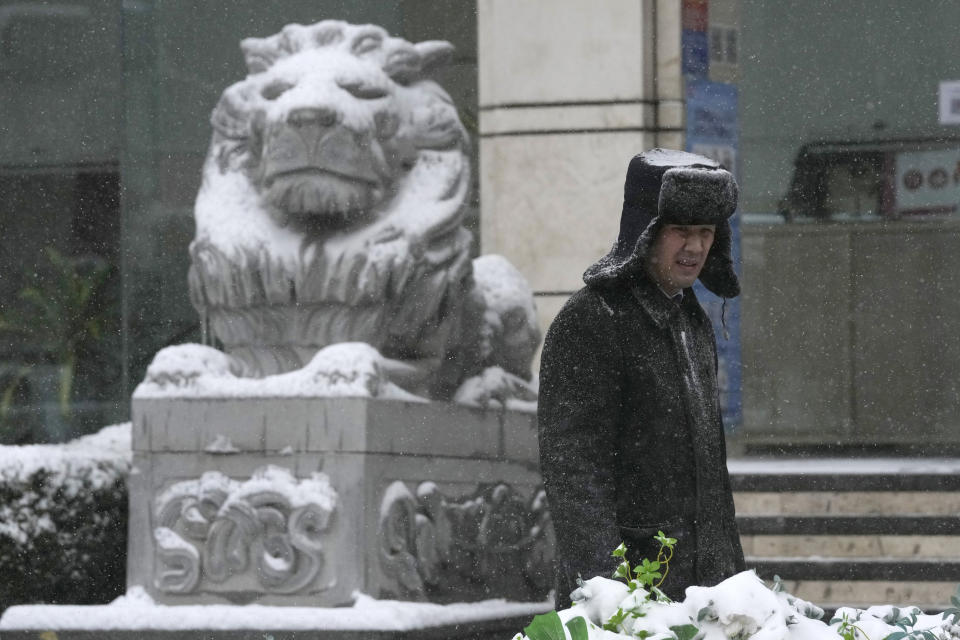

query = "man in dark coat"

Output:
[[538, 149, 746, 607]]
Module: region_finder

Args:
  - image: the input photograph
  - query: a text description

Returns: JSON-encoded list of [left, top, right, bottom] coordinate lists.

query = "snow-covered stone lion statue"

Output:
[[165, 20, 538, 403]]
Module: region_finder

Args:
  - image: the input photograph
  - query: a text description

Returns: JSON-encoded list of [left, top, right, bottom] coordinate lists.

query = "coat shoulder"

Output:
[[540, 285, 634, 384], [550, 285, 630, 331]]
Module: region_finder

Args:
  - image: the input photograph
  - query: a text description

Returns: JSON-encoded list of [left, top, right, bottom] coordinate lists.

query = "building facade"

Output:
[[2, 0, 958, 451]]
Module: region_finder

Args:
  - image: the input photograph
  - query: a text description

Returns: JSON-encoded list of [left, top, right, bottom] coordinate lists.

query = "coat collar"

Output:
[[628, 275, 684, 329]]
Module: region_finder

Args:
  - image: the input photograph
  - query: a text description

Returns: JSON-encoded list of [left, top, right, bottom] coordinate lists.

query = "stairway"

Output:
[[729, 458, 960, 613]]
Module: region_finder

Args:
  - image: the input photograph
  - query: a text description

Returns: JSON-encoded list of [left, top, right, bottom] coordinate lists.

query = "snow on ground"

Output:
[[0, 587, 552, 631]]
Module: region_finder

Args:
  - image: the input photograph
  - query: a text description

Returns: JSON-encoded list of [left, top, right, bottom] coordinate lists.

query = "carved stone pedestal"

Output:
[[127, 397, 552, 607]]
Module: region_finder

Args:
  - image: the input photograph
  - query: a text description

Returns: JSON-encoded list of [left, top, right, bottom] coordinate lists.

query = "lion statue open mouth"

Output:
[[178, 20, 539, 401]]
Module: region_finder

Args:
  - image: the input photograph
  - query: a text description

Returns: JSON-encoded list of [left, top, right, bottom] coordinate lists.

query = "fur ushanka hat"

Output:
[[583, 148, 740, 299]]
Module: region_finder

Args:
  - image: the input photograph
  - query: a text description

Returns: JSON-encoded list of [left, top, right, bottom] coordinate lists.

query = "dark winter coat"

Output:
[[538, 149, 745, 607]]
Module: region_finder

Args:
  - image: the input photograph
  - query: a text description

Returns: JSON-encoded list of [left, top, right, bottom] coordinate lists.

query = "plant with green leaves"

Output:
[[943, 585, 960, 625], [877, 606, 943, 640], [520, 610, 589, 640], [882, 629, 938, 640], [831, 611, 870, 640], [599, 533, 680, 635], [518, 533, 687, 640], [611, 530, 677, 601], [0, 248, 111, 431]]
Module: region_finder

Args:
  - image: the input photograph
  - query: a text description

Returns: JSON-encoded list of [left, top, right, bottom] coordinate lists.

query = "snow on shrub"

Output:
[[516, 536, 960, 640], [0, 424, 131, 612]]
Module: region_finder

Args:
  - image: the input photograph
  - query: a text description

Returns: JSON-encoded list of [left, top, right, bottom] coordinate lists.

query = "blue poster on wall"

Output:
[[685, 79, 742, 432], [682, 29, 709, 79]]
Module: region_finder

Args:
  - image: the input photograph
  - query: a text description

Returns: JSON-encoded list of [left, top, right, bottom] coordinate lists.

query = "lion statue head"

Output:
[[185, 20, 538, 400], [205, 20, 466, 231]]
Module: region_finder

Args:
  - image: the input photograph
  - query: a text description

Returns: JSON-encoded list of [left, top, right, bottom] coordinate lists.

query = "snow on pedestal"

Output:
[[136, 343, 424, 401]]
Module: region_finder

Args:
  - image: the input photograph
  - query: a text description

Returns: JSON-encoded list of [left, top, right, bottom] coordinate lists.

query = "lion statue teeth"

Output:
[[179, 20, 539, 402]]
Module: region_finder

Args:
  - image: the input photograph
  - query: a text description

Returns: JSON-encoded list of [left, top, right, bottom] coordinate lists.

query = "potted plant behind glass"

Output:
[[0, 247, 111, 442]]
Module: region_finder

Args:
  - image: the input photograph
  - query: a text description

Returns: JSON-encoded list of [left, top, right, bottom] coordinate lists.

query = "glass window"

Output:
[[0, 0, 477, 443], [738, 1, 960, 448]]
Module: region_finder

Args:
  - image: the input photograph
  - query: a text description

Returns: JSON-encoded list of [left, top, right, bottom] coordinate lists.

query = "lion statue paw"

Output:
[[139, 344, 246, 393]]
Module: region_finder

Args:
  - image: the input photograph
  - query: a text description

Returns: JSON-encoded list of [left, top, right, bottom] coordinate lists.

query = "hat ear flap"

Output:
[[698, 219, 740, 299]]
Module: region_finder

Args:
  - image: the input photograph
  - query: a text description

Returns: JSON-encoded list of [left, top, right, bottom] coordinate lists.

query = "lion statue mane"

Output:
[[181, 20, 539, 401]]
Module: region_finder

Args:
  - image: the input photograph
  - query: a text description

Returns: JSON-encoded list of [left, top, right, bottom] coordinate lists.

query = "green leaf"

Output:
[[612, 543, 628, 558], [603, 608, 629, 632], [625, 605, 647, 619], [523, 611, 567, 640], [884, 632, 907, 640], [613, 561, 632, 580], [670, 623, 700, 640], [650, 586, 672, 603], [655, 531, 678, 548], [565, 616, 589, 640], [636, 570, 661, 586], [634, 558, 662, 586], [697, 606, 717, 622]]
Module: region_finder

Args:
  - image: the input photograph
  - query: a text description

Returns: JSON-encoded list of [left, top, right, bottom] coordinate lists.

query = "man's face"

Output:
[[645, 224, 716, 296]]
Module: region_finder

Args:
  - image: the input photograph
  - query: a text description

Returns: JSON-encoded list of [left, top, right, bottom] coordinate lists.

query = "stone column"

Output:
[[477, 0, 684, 356]]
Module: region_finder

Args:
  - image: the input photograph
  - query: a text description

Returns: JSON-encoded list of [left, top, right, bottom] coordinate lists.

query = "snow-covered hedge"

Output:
[[515, 536, 960, 640], [516, 570, 960, 640], [0, 424, 131, 612]]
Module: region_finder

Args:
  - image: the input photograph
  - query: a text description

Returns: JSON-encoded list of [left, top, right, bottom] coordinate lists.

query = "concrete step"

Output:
[[735, 491, 960, 515], [741, 534, 960, 558], [737, 515, 960, 535], [728, 458, 960, 492], [748, 557, 960, 581], [774, 579, 957, 613], [728, 458, 960, 611]]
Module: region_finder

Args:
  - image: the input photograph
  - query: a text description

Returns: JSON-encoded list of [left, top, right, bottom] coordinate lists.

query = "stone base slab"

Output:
[[0, 623, 528, 640], [0, 599, 550, 640], [129, 397, 551, 607]]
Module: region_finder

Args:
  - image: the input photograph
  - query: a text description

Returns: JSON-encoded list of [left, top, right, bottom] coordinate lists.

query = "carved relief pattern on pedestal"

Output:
[[379, 480, 554, 602], [153, 465, 337, 596]]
